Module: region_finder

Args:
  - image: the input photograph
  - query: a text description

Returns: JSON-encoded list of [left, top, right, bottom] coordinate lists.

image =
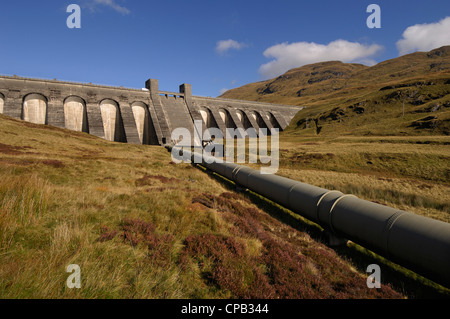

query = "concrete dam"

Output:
[[0, 75, 301, 145]]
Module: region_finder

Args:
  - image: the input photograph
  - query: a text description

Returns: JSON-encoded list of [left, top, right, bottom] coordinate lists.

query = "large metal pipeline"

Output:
[[168, 146, 450, 288]]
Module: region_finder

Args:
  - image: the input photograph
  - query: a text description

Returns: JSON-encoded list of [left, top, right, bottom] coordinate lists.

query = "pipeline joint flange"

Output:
[[322, 229, 348, 247], [317, 192, 354, 247]]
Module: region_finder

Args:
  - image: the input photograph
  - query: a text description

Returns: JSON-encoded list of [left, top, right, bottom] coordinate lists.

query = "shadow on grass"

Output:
[[195, 164, 450, 299]]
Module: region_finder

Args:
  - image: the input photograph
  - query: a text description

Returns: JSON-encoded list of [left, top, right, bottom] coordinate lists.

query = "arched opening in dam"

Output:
[[23, 93, 47, 125], [100, 99, 127, 143], [268, 112, 282, 130], [131, 101, 159, 145], [236, 110, 252, 130], [0, 93, 4, 114], [218, 108, 237, 129], [199, 107, 217, 129], [252, 111, 270, 135], [64, 96, 88, 133]]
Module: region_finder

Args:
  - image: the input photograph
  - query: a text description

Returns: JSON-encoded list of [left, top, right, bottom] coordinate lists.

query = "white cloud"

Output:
[[86, 0, 130, 15], [259, 40, 383, 79], [216, 39, 247, 55], [396, 17, 450, 56]]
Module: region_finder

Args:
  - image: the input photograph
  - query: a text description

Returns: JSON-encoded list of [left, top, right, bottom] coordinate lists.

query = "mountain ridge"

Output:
[[221, 46, 450, 136]]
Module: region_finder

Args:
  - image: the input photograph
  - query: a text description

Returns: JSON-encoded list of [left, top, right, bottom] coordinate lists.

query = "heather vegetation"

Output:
[[0, 114, 410, 299], [0, 113, 448, 298]]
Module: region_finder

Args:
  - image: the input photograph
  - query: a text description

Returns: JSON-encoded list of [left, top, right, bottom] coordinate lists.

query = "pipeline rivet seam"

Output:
[[383, 211, 407, 258], [315, 190, 342, 224], [328, 194, 357, 234], [287, 183, 298, 210]]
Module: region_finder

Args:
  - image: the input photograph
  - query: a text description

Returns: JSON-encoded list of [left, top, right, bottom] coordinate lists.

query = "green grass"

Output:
[[0, 176, 48, 252]]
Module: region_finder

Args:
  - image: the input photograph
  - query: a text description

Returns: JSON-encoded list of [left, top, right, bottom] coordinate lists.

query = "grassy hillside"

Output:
[[221, 46, 450, 136], [0, 113, 419, 299], [271, 134, 449, 223]]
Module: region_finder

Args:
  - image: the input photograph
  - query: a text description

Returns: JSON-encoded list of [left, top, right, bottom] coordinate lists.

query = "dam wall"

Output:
[[0, 76, 302, 145]]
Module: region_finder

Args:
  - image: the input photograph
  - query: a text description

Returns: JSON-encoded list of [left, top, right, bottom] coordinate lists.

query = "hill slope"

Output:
[[221, 46, 450, 136], [0, 113, 410, 299]]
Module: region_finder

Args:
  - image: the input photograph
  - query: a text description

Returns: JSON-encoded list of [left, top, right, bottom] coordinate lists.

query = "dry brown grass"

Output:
[[275, 134, 450, 222], [0, 113, 448, 298]]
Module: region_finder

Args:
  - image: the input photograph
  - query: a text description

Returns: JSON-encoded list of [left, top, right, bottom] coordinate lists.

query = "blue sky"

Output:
[[0, 0, 449, 97]]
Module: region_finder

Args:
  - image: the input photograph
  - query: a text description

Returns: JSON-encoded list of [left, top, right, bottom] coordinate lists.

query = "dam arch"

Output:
[[100, 99, 127, 142], [253, 110, 271, 135], [199, 107, 209, 127], [199, 106, 217, 129], [268, 112, 282, 130], [218, 108, 237, 129], [23, 93, 47, 125], [64, 96, 88, 133], [253, 111, 268, 129], [131, 101, 159, 145], [0, 93, 4, 114], [236, 110, 252, 130]]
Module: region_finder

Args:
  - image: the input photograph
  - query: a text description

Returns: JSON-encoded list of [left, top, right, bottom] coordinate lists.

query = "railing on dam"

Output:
[[158, 90, 185, 99], [168, 145, 450, 289]]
